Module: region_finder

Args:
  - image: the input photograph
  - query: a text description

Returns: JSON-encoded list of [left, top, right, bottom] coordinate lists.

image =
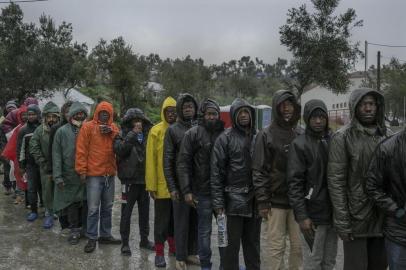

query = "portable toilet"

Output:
[[255, 105, 272, 130], [220, 105, 232, 128]]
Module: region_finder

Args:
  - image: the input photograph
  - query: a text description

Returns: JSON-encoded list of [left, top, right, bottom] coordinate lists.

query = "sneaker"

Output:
[[155, 255, 166, 268], [186, 255, 200, 265], [84, 239, 97, 253], [121, 244, 132, 256], [43, 216, 54, 229], [98, 236, 122, 245], [139, 239, 155, 251], [26, 212, 38, 222], [176, 260, 187, 270], [68, 232, 80, 245]]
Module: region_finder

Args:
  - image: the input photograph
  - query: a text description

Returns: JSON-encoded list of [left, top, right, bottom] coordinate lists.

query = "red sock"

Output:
[[167, 236, 176, 254], [155, 242, 164, 256]]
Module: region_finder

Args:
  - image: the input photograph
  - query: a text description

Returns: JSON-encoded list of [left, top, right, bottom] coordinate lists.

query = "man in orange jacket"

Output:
[[75, 101, 121, 253]]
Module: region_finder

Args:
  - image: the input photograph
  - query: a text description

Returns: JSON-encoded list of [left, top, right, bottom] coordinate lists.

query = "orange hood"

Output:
[[93, 101, 114, 124]]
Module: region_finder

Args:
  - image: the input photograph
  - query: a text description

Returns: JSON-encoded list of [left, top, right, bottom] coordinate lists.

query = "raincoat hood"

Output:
[[61, 101, 73, 123], [160, 96, 177, 125], [93, 101, 114, 124], [5, 100, 18, 111], [122, 107, 153, 131], [42, 101, 60, 116], [23, 97, 38, 107], [230, 98, 256, 133], [271, 90, 301, 128], [349, 88, 385, 130], [16, 105, 27, 125], [27, 104, 41, 119], [68, 102, 88, 120], [303, 99, 329, 134], [176, 93, 198, 122]]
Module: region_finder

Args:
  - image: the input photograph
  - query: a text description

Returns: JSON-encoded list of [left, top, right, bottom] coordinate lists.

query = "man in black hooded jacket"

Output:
[[177, 98, 225, 270], [211, 98, 261, 270], [287, 99, 337, 270], [366, 127, 406, 270], [163, 93, 199, 269], [328, 88, 389, 270], [252, 90, 302, 270], [114, 108, 154, 256]]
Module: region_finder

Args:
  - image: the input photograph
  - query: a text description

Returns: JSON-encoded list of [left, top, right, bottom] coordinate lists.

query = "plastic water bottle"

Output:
[[217, 213, 228, 247]]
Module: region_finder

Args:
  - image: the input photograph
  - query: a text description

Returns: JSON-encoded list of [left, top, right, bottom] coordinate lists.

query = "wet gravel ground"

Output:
[[0, 176, 343, 270]]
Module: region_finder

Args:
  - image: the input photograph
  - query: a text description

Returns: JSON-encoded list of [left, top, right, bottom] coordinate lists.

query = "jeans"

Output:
[[86, 176, 115, 240], [385, 238, 406, 270], [301, 225, 338, 270], [343, 237, 387, 270], [197, 195, 213, 268], [224, 215, 261, 270], [120, 184, 150, 244]]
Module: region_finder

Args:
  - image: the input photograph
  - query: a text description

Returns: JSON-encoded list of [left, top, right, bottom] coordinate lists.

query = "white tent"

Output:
[[38, 88, 94, 114]]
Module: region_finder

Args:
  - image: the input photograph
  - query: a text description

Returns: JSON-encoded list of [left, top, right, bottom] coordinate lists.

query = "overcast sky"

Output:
[[9, 0, 406, 69]]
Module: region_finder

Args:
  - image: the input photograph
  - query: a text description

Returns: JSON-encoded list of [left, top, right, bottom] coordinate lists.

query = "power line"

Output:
[[0, 0, 48, 3], [368, 42, 406, 48]]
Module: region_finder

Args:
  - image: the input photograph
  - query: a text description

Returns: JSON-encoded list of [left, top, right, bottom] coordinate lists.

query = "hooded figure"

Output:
[[3, 100, 18, 116], [17, 104, 42, 221], [163, 93, 199, 267], [287, 100, 338, 269], [163, 93, 198, 195], [177, 98, 225, 268], [210, 98, 260, 270], [47, 101, 74, 174], [328, 88, 389, 270], [1, 109, 19, 135], [2, 105, 28, 192], [75, 101, 121, 253], [53, 102, 88, 243], [252, 89, 302, 270], [114, 107, 154, 255], [29, 101, 60, 229], [145, 96, 177, 267]]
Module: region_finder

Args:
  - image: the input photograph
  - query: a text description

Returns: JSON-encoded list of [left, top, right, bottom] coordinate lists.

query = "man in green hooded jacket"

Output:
[[30, 101, 60, 229], [53, 101, 88, 245]]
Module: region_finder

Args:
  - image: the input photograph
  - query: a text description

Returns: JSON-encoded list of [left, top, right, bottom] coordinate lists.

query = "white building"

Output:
[[300, 72, 366, 126]]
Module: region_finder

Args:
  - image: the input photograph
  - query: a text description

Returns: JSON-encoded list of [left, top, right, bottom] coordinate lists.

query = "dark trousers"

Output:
[[173, 200, 198, 261], [2, 160, 11, 189], [385, 238, 406, 270], [27, 163, 42, 213], [343, 237, 387, 270], [224, 215, 261, 270], [67, 201, 88, 233], [154, 199, 174, 244], [120, 184, 150, 244]]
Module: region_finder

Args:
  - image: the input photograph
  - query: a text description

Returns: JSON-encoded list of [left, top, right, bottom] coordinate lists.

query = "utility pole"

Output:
[[377, 51, 381, 91], [365, 41, 368, 79]]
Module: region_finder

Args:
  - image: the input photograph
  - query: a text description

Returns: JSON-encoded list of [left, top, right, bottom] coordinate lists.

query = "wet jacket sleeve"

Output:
[[163, 128, 178, 193], [366, 145, 398, 215], [177, 130, 195, 195], [145, 131, 157, 192], [327, 132, 352, 234], [210, 134, 227, 210], [29, 127, 46, 169], [16, 127, 26, 170], [287, 139, 308, 222], [52, 129, 64, 185], [75, 124, 90, 176], [252, 130, 272, 210], [113, 131, 136, 159]]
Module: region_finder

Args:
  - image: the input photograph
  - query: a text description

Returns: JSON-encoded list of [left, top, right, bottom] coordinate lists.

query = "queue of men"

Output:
[[0, 87, 405, 270]]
